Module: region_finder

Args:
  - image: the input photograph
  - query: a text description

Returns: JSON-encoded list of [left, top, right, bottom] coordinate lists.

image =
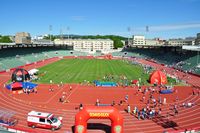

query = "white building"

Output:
[[195, 33, 200, 45], [132, 35, 145, 45], [54, 39, 114, 52], [15, 32, 31, 44], [33, 35, 44, 40], [167, 38, 195, 46], [145, 38, 165, 45], [145, 39, 160, 45]]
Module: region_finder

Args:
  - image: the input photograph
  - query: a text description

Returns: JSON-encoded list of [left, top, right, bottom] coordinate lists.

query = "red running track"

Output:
[[0, 57, 199, 133]]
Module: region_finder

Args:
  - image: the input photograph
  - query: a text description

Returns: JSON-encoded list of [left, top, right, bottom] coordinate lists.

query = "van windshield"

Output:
[[49, 116, 58, 123]]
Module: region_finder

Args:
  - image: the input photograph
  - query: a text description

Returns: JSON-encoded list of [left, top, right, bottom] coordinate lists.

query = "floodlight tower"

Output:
[[67, 26, 70, 40], [127, 27, 131, 46], [60, 28, 64, 44], [49, 25, 52, 42], [60, 28, 63, 39]]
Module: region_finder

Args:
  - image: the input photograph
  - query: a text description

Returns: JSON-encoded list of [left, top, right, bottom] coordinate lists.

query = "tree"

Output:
[[113, 38, 123, 49], [43, 35, 56, 41], [0, 36, 12, 43]]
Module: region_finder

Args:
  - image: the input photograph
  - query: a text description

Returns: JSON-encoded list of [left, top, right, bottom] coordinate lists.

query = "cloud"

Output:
[[70, 16, 86, 21], [179, 0, 200, 2], [150, 23, 200, 31], [134, 22, 200, 32]]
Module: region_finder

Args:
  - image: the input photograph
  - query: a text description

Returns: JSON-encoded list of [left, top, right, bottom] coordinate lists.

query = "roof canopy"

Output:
[[28, 69, 39, 75]]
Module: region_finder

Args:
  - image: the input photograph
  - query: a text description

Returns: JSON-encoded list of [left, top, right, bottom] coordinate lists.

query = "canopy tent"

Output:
[[22, 82, 38, 89], [149, 70, 167, 85], [11, 68, 30, 82], [28, 69, 39, 75], [6, 82, 22, 90], [6, 82, 38, 91]]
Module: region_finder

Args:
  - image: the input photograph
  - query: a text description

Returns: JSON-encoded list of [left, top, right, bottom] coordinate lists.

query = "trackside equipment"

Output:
[[27, 111, 62, 131]]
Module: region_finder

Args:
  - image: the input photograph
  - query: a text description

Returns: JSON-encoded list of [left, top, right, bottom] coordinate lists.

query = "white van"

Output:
[[27, 111, 62, 131]]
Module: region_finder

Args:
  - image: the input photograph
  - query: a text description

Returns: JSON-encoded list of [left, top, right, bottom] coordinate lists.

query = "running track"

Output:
[[0, 56, 200, 133]]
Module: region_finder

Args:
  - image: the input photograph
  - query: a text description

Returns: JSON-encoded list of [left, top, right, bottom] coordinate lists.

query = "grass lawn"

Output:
[[36, 59, 150, 84]]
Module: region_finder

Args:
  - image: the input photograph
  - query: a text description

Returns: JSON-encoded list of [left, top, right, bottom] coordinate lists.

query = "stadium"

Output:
[[0, 39, 200, 133]]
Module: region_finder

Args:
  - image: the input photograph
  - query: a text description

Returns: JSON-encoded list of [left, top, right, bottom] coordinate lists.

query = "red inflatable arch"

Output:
[[75, 106, 123, 133], [150, 70, 167, 85]]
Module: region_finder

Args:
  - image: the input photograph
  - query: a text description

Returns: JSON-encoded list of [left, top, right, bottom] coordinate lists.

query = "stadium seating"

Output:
[[0, 46, 199, 75], [0, 47, 86, 71], [113, 48, 200, 75]]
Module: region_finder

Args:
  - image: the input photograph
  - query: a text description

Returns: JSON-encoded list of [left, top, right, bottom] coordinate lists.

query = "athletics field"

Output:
[[37, 58, 150, 84]]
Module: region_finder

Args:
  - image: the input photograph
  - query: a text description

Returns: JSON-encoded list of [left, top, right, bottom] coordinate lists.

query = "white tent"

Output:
[[28, 69, 39, 75]]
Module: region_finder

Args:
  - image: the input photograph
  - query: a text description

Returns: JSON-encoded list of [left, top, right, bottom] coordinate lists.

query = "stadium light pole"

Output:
[[49, 25, 52, 42], [197, 50, 199, 65], [127, 27, 131, 46], [67, 26, 70, 40], [60, 27, 64, 44]]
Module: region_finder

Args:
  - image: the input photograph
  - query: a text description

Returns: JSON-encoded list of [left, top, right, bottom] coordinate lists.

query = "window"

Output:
[[39, 118, 45, 123], [47, 119, 52, 124]]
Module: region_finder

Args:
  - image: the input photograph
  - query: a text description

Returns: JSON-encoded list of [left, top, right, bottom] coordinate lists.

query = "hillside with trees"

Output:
[[0, 35, 13, 43]]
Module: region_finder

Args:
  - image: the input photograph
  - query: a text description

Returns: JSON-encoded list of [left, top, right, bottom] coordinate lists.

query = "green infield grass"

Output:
[[36, 58, 177, 85]]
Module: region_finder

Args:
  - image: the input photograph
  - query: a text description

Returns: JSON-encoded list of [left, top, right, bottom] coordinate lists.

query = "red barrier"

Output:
[[145, 59, 157, 63], [0, 70, 6, 74], [25, 64, 32, 66], [10, 68, 16, 71], [188, 72, 200, 78], [63, 56, 75, 59], [75, 106, 123, 133]]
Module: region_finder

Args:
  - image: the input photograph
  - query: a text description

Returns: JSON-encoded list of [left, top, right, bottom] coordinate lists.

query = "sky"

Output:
[[0, 0, 200, 39]]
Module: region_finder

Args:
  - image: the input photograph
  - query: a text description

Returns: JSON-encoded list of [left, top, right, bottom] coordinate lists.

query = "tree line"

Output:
[[0, 35, 12, 43]]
